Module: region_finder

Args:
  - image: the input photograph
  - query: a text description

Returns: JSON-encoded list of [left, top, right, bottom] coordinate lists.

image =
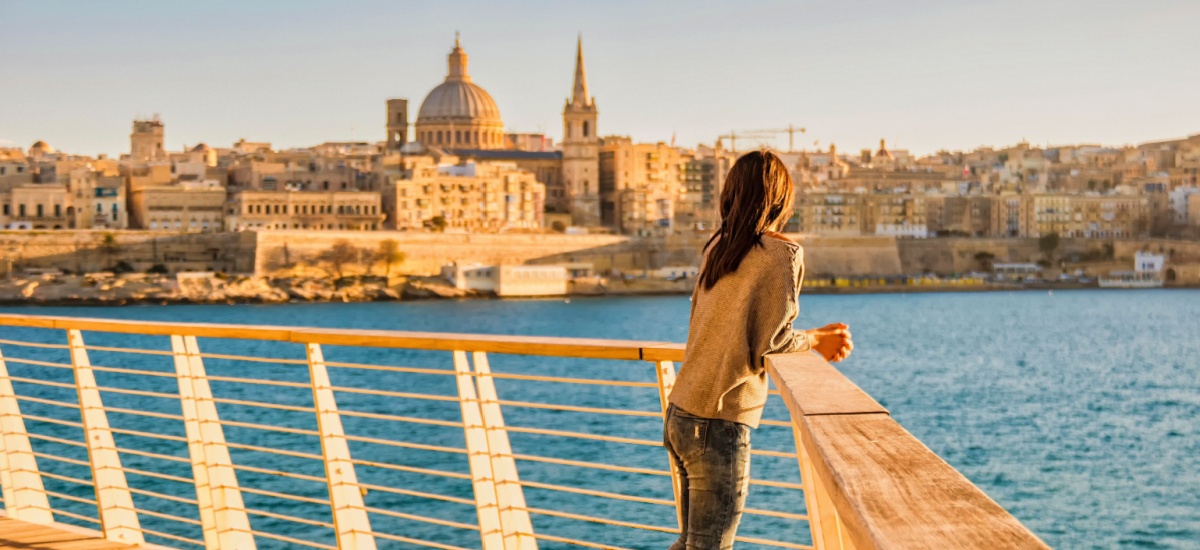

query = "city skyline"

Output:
[[2, 0, 1199, 157]]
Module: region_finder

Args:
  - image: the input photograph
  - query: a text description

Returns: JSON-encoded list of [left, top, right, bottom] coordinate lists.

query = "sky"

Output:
[[2, 0, 1198, 158]]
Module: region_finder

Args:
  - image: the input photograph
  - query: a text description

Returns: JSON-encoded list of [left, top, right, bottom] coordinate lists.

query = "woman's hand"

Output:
[[808, 323, 853, 363]]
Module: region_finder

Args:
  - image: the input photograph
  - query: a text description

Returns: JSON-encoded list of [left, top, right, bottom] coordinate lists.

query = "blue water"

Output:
[[1, 290, 1198, 549]]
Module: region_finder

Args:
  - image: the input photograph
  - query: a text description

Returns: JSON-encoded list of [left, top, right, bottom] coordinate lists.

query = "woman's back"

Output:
[[668, 234, 808, 428]]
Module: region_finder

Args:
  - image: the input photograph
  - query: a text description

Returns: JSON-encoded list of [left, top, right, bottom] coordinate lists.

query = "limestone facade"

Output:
[[226, 190, 384, 231], [384, 156, 544, 233], [130, 182, 227, 233]]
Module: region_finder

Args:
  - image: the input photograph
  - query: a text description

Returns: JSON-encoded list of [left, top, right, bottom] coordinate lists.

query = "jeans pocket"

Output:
[[669, 410, 709, 462]]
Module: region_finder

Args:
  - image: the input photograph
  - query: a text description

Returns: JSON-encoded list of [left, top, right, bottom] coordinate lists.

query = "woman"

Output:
[[665, 150, 853, 549]]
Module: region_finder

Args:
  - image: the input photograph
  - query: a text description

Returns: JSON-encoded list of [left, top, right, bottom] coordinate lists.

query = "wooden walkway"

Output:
[[0, 517, 140, 550]]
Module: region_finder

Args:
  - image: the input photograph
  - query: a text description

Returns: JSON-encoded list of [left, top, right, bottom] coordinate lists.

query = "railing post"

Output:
[[67, 329, 144, 545], [172, 335, 255, 550], [453, 350, 505, 550], [471, 351, 536, 550], [653, 360, 684, 531], [0, 346, 54, 524], [305, 343, 376, 550]]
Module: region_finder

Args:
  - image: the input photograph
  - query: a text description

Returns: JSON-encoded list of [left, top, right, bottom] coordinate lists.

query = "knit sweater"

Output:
[[668, 233, 812, 428]]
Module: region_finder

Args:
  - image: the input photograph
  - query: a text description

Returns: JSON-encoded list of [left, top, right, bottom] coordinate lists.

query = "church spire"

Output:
[[447, 32, 470, 82], [571, 34, 590, 106]]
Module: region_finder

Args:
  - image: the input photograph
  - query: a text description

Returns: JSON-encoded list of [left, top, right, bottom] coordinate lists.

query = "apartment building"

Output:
[[130, 181, 227, 233], [384, 157, 544, 232], [226, 190, 384, 231], [598, 137, 684, 235]]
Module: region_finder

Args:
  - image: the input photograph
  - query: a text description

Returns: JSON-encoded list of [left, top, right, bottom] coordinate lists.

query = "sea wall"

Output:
[[0, 230, 257, 274], [6, 229, 1194, 280]]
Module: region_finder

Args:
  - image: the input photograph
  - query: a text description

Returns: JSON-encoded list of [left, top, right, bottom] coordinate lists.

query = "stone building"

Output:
[[1, 184, 70, 229], [386, 98, 409, 151], [384, 156, 544, 233], [225, 190, 384, 231], [1027, 194, 1146, 238], [414, 35, 505, 150], [130, 181, 226, 233], [130, 117, 165, 162], [793, 191, 865, 235], [598, 137, 684, 235], [66, 170, 127, 230]]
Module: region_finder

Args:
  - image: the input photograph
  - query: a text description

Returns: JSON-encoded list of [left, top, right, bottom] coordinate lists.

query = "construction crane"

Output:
[[716, 130, 775, 153], [717, 124, 806, 153]]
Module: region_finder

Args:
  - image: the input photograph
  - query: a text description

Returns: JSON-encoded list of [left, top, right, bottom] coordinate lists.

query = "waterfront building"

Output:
[[225, 190, 384, 231], [598, 137, 684, 235], [442, 263, 568, 296], [1028, 193, 1146, 238], [437, 148, 564, 216], [129, 181, 226, 232], [65, 170, 127, 229], [414, 35, 505, 150], [384, 156, 544, 232], [130, 117, 165, 162], [864, 193, 929, 238], [0, 184, 70, 229], [793, 191, 865, 235], [930, 195, 994, 237]]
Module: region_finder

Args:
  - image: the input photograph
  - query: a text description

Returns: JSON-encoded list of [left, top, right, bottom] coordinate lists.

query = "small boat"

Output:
[[1098, 271, 1164, 289]]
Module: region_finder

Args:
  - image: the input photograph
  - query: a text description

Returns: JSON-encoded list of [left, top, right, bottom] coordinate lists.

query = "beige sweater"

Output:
[[668, 234, 812, 428]]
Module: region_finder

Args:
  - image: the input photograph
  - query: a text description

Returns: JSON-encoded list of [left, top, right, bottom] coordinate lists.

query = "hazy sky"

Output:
[[2, 0, 1198, 157]]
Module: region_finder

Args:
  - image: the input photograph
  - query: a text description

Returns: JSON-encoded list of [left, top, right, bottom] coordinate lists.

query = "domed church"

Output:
[[414, 34, 505, 149]]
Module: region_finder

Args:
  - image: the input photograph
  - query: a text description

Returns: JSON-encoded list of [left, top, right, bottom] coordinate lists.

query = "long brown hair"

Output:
[[699, 149, 795, 290]]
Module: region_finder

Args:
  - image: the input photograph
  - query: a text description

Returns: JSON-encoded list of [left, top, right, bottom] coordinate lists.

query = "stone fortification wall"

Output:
[[254, 231, 638, 276], [896, 238, 1109, 274], [0, 231, 257, 274], [794, 235, 904, 276]]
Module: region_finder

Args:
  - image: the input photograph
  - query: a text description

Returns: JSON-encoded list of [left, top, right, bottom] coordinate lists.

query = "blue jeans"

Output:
[[663, 404, 752, 550]]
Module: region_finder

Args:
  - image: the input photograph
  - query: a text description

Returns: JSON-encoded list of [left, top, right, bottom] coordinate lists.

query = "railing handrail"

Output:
[[765, 353, 1050, 549], [0, 314, 687, 361], [0, 312, 1049, 550]]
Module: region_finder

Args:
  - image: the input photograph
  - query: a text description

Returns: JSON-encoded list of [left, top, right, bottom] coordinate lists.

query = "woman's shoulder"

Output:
[[762, 232, 802, 257]]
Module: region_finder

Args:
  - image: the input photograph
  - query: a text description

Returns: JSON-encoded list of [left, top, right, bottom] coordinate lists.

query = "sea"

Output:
[[0, 289, 1197, 549]]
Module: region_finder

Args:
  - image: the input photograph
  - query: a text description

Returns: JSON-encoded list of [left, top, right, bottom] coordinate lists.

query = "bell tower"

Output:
[[386, 98, 408, 150], [562, 35, 600, 226]]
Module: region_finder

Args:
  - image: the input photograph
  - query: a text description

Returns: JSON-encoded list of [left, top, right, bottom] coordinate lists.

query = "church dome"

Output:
[[191, 143, 213, 153], [415, 35, 505, 149], [418, 81, 502, 125], [29, 140, 54, 154]]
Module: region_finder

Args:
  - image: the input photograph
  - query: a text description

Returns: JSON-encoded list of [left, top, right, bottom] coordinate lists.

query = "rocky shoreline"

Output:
[[1, 272, 1187, 307]]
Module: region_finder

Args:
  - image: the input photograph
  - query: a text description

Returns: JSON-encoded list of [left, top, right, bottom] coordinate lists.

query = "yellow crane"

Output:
[[717, 124, 806, 153]]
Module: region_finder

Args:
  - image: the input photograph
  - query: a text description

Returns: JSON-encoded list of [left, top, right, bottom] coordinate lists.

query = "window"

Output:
[[36, 205, 43, 218], [583, 121, 590, 137], [455, 131, 462, 143]]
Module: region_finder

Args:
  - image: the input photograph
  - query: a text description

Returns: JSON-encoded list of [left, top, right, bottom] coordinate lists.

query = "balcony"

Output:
[[0, 314, 1045, 550]]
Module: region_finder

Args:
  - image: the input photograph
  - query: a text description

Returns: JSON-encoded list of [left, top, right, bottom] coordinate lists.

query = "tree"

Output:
[[425, 216, 447, 233], [100, 233, 120, 271], [376, 239, 406, 278], [1038, 232, 1060, 255], [318, 240, 360, 279], [973, 251, 996, 272]]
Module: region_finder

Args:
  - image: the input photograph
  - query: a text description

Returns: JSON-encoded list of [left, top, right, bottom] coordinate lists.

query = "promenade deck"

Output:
[[0, 516, 138, 549]]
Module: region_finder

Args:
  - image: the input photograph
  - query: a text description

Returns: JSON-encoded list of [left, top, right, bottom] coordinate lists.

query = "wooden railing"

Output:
[[0, 313, 1048, 549]]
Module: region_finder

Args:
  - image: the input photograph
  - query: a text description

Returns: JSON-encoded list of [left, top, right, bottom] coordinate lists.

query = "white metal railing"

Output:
[[0, 313, 1047, 549]]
